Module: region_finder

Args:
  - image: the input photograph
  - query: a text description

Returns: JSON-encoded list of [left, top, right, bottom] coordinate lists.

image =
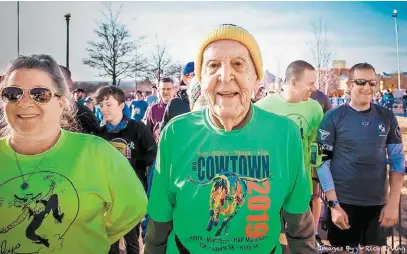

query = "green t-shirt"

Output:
[[256, 93, 324, 190], [0, 129, 147, 253], [148, 106, 310, 254]]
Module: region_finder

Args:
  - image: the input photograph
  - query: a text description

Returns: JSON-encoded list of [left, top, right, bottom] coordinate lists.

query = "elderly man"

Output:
[[145, 24, 316, 254]]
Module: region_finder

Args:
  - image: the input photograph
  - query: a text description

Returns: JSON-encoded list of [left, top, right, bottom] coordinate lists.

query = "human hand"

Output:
[[331, 206, 350, 230], [379, 202, 399, 228]]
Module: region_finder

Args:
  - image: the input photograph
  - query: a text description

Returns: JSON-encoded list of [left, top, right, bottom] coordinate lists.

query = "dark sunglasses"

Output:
[[350, 79, 377, 87], [1, 86, 61, 104]]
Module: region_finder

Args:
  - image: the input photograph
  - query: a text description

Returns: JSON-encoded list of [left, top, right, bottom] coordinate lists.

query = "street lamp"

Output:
[[64, 13, 71, 69], [392, 9, 401, 90], [17, 1, 20, 56]]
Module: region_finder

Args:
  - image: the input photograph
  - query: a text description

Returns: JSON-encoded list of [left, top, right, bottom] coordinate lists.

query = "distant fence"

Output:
[[330, 97, 406, 115], [319, 195, 405, 253]]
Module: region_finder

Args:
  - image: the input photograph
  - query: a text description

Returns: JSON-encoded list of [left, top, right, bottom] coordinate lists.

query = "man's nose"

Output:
[[218, 64, 234, 83]]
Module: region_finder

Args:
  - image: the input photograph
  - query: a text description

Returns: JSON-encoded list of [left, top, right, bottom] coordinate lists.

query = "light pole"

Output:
[[392, 9, 401, 90], [17, 1, 20, 56], [64, 13, 71, 69]]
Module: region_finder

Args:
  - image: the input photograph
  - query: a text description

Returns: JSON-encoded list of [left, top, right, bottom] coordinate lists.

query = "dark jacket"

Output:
[[76, 103, 100, 134], [97, 119, 157, 190], [160, 88, 190, 132]]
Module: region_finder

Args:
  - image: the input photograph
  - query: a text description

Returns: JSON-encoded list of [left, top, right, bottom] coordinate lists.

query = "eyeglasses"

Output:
[[1, 86, 61, 104], [350, 79, 377, 87]]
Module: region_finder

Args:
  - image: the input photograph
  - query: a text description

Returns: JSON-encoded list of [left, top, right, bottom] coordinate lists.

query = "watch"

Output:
[[327, 200, 340, 208]]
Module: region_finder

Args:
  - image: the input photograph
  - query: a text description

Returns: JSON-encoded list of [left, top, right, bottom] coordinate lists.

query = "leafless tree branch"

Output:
[[83, 3, 141, 86], [148, 34, 172, 84], [308, 17, 334, 93]]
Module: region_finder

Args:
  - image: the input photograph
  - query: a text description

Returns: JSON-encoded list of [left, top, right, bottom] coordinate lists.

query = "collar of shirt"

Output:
[[106, 116, 129, 133]]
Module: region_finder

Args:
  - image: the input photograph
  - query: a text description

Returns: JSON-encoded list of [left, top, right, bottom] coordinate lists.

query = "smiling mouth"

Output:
[[17, 114, 39, 119], [218, 92, 238, 98]]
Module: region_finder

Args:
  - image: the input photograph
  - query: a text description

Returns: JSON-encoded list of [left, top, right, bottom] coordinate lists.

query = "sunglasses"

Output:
[[1, 86, 61, 104], [350, 79, 377, 87]]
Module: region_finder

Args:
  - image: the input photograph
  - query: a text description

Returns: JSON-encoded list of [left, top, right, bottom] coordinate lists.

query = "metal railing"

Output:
[[386, 197, 405, 254], [330, 97, 407, 116], [319, 194, 405, 253]]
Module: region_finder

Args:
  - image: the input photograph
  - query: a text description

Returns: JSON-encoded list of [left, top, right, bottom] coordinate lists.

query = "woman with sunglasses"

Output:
[[0, 54, 148, 254]]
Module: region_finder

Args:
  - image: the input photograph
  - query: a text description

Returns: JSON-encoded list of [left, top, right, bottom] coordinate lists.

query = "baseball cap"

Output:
[[73, 88, 85, 93], [183, 62, 194, 76]]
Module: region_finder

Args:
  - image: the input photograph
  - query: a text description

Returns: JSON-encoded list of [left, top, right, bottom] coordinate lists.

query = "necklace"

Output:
[[14, 149, 51, 190]]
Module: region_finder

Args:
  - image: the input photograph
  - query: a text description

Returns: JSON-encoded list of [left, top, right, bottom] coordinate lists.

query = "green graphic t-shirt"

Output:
[[256, 93, 324, 191], [0, 129, 147, 254], [148, 106, 310, 254]]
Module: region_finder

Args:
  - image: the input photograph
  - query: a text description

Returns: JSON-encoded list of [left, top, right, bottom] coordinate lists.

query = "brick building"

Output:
[[324, 67, 407, 97], [73, 79, 156, 99]]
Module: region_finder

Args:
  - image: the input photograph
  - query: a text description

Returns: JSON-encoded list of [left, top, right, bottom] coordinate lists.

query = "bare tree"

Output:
[[321, 69, 339, 94], [165, 62, 183, 82], [308, 17, 333, 94], [131, 42, 150, 81], [83, 2, 139, 86], [149, 35, 172, 84]]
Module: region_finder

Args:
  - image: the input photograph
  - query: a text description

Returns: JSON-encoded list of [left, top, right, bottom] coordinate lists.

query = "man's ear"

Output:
[[346, 80, 353, 90], [286, 78, 296, 87], [253, 79, 260, 94], [119, 102, 125, 111]]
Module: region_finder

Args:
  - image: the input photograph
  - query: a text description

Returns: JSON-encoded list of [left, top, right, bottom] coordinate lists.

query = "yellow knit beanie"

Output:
[[195, 24, 263, 82]]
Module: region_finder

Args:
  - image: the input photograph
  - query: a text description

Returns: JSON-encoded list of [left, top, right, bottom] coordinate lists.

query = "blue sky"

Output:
[[0, 1, 406, 82]]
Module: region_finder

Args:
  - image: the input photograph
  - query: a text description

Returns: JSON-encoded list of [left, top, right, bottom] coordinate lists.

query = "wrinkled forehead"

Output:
[[202, 40, 252, 63]]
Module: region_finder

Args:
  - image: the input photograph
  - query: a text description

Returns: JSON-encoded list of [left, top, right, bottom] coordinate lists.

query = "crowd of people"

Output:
[[0, 23, 405, 254], [329, 88, 407, 117]]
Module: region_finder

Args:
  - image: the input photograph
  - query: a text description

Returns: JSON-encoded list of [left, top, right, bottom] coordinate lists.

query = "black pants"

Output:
[[109, 224, 140, 254], [327, 203, 386, 248]]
